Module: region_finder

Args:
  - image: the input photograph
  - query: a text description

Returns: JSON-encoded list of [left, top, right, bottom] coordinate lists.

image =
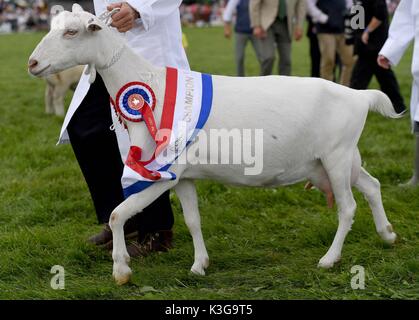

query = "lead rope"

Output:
[[98, 8, 121, 26], [100, 8, 122, 133]]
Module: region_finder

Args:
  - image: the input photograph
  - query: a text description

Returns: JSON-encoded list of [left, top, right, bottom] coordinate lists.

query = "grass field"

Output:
[[0, 26, 418, 300]]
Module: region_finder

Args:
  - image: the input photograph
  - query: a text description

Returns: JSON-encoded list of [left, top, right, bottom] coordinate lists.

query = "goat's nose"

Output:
[[28, 59, 38, 69]]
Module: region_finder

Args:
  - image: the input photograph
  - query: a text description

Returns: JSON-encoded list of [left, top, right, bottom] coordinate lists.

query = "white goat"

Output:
[[29, 5, 398, 285], [44, 65, 84, 116]]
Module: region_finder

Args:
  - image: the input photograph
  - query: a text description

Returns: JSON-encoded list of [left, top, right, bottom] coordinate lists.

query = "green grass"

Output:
[[0, 27, 417, 300]]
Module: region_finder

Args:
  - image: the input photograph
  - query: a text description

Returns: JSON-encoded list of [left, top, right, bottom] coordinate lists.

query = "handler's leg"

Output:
[[67, 75, 175, 252], [403, 129, 419, 186], [67, 76, 126, 226]]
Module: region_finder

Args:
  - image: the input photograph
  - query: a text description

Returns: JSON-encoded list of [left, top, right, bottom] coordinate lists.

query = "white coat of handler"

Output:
[[378, 0, 419, 186], [59, 0, 189, 254]]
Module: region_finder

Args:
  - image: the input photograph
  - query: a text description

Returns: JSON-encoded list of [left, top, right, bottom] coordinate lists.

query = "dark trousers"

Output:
[[67, 75, 174, 237], [308, 33, 321, 78], [350, 51, 406, 113], [258, 18, 291, 76]]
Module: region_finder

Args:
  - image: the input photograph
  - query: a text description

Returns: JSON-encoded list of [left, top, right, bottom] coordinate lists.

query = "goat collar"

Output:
[[98, 8, 121, 26], [97, 45, 125, 70]]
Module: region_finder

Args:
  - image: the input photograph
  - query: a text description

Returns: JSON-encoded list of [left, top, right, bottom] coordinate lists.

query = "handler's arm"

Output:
[[125, 0, 183, 32], [306, 0, 328, 24], [379, 0, 415, 66]]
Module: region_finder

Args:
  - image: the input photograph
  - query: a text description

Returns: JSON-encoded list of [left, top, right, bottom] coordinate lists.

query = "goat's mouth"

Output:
[[30, 64, 51, 76]]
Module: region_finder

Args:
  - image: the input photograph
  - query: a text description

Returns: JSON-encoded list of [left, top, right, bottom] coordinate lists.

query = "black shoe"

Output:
[[88, 223, 112, 245]]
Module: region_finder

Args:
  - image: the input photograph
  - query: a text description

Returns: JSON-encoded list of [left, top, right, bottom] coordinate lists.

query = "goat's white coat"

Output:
[[29, 6, 397, 285], [57, 0, 189, 147]]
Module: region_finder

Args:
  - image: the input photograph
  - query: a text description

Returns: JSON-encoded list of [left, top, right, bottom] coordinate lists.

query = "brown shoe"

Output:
[[126, 230, 173, 257], [88, 219, 138, 246], [88, 223, 113, 246]]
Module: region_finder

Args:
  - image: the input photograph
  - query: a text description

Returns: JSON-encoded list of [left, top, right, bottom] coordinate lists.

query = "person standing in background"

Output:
[[350, 0, 406, 115], [306, 0, 354, 86], [249, 0, 306, 76], [223, 0, 262, 76], [378, 0, 419, 186]]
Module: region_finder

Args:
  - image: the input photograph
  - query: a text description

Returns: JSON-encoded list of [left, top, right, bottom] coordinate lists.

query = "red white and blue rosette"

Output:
[[114, 82, 156, 122]]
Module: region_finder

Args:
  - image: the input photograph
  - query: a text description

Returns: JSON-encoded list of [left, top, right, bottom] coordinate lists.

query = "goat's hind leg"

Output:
[[354, 167, 397, 244], [174, 180, 209, 275], [318, 152, 358, 268]]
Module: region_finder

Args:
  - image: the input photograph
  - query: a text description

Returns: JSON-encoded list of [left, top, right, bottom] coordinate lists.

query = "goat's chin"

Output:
[[29, 64, 53, 78]]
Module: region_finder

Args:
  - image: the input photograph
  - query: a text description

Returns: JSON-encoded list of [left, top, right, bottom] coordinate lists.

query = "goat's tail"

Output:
[[365, 89, 400, 118]]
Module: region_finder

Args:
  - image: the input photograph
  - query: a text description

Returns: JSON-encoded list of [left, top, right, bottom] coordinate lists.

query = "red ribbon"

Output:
[[111, 67, 179, 177]]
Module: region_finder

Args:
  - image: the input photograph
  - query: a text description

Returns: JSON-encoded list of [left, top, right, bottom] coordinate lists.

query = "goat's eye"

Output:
[[64, 29, 78, 37]]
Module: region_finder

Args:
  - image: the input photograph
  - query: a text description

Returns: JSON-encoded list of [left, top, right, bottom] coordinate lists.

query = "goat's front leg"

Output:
[[174, 180, 209, 275], [52, 85, 67, 116], [45, 83, 54, 114], [110, 180, 178, 285]]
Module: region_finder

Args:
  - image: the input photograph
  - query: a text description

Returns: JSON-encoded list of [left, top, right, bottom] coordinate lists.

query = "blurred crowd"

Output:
[[0, 0, 227, 33], [0, 0, 49, 33], [180, 1, 226, 27], [223, 0, 405, 112]]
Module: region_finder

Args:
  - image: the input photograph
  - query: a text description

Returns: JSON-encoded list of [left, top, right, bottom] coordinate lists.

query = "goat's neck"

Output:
[[97, 38, 166, 161], [96, 36, 164, 95]]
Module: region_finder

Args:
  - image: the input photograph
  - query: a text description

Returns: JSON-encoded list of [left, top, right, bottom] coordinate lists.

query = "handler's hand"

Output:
[[107, 2, 139, 33], [377, 55, 390, 69]]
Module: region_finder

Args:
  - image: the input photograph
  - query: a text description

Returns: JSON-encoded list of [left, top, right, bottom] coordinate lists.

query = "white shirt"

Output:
[[222, 0, 240, 23], [97, 0, 189, 69], [380, 0, 419, 125]]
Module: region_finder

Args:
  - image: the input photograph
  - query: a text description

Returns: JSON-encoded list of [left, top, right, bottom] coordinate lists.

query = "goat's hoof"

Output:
[[191, 257, 209, 276], [113, 263, 132, 285], [191, 265, 206, 276], [318, 255, 340, 269], [379, 225, 397, 244]]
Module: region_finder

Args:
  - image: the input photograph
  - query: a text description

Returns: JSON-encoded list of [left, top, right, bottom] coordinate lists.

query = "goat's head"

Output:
[[28, 4, 105, 78]]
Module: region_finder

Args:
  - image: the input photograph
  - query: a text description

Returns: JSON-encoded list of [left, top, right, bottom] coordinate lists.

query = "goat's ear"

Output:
[[72, 3, 84, 13], [86, 18, 102, 32], [50, 5, 64, 17]]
